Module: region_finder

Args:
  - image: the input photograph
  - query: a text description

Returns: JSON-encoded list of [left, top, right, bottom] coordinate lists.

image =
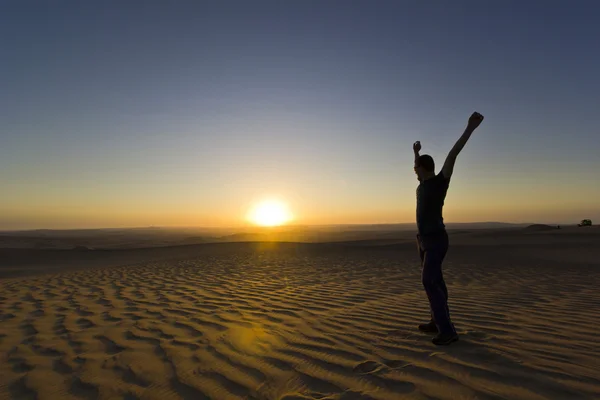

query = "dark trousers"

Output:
[[417, 231, 455, 334]]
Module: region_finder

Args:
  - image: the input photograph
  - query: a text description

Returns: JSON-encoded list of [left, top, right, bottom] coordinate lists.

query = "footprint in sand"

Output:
[[353, 360, 385, 374]]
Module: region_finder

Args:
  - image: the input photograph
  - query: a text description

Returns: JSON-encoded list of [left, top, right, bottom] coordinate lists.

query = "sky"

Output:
[[1, 0, 599, 229]]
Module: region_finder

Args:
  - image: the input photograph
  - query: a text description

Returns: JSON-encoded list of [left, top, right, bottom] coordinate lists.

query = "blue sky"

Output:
[[1, 1, 599, 229]]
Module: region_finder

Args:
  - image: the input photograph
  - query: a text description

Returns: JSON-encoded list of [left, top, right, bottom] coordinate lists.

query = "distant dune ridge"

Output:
[[524, 224, 560, 231], [1, 227, 599, 399], [0, 222, 538, 250]]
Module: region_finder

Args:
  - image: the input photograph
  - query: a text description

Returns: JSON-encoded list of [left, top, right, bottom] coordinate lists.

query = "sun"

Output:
[[248, 199, 293, 227]]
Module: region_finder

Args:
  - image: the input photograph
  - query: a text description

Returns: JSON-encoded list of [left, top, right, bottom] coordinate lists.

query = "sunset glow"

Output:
[[248, 200, 293, 227], [1, 2, 599, 231]]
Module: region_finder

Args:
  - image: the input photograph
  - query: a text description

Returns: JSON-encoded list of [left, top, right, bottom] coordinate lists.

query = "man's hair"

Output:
[[416, 154, 435, 172]]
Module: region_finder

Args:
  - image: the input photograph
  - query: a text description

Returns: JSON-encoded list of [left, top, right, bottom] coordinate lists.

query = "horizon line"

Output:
[[0, 221, 567, 233]]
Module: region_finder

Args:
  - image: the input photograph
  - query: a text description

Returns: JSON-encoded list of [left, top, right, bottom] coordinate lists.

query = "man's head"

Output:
[[414, 154, 435, 181]]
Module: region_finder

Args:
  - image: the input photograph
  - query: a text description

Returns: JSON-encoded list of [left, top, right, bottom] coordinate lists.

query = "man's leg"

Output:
[[421, 238, 455, 337], [417, 235, 437, 333], [417, 234, 425, 264], [437, 234, 452, 330], [439, 277, 451, 327]]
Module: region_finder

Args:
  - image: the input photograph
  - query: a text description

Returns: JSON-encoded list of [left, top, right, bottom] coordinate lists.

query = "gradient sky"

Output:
[[1, 0, 599, 229]]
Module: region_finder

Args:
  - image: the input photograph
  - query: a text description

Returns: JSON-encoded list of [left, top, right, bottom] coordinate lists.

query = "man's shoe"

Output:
[[432, 332, 459, 346], [418, 321, 438, 333]]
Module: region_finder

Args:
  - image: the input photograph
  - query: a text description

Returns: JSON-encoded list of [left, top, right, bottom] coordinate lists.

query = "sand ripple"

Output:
[[1, 248, 599, 399]]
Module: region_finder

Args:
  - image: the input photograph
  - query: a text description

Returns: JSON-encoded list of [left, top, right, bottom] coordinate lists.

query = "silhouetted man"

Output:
[[413, 112, 484, 345]]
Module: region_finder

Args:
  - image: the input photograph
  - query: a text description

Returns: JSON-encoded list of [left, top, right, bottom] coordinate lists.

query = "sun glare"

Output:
[[248, 199, 293, 227]]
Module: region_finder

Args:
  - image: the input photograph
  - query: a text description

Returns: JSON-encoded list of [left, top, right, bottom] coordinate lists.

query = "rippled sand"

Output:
[[1, 231, 599, 399]]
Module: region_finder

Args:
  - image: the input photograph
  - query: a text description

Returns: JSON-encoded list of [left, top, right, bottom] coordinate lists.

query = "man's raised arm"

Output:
[[413, 141, 422, 164], [441, 112, 484, 179]]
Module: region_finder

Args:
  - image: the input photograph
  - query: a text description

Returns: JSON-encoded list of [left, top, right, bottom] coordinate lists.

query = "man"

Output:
[[413, 111, 484, 345]]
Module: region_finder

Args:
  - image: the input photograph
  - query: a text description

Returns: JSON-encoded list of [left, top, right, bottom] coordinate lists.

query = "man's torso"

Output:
[[416, 172, 450, 235]]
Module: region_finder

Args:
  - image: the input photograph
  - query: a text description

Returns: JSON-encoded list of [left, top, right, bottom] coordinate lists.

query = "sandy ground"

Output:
[[1, 228, 599, 400]]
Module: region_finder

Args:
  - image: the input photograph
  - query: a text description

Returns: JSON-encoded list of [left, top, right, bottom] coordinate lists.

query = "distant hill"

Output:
[[446, 222, 528, 229], [0, 222, 535, 249], [524, 224, 559, 231]]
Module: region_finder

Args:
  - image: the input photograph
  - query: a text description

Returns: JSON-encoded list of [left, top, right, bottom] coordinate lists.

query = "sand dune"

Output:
[[1, 230, 599, 399]]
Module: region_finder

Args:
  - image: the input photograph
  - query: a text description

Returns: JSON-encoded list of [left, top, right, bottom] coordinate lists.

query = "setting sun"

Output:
[[248, 199, 293, 227]]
